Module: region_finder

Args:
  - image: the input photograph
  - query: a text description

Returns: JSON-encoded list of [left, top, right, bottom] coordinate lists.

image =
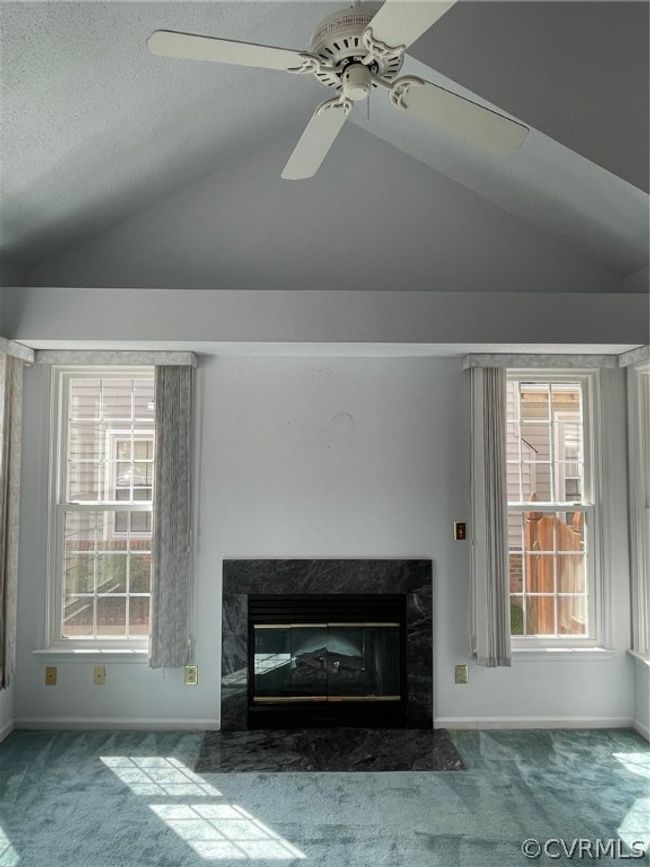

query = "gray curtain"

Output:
[[150, 365, 193, 669], [469, 367, 511, 667], [0, 355, 23, 689]]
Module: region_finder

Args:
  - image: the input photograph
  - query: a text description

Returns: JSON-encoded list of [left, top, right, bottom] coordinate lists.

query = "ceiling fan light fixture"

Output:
[[341, 64, 373, 101]]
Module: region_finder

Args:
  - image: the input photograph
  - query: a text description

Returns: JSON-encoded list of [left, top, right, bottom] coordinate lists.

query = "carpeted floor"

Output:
[[0, 728, 647, 866]]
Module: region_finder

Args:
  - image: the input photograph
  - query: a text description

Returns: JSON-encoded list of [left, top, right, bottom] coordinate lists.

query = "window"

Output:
[[50, 368, 155, 645], [506, 373, 598, 644]]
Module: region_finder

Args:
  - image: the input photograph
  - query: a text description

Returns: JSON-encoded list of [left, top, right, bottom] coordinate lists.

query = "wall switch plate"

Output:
[[454, 664, 469, 684], [184, 665, 199, 686], [93, 665, 106, 685], [45, 666, 57, 686], [454, 522, 467, 541]]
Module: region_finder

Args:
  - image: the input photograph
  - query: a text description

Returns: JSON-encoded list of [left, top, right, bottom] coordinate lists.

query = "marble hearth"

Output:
[[221, 559, 433, 730]]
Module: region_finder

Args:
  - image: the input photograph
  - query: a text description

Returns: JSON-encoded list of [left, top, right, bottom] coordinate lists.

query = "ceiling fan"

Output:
[[148, 1, 529, 180]]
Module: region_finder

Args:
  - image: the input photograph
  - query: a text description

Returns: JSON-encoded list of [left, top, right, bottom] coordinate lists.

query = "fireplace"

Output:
[[221, 560, 433, 730], [248, 594, 407, 728]]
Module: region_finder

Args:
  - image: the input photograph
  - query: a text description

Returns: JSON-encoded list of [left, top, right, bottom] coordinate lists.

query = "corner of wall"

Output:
[[0, 258, 25, 289], [0, 684, 15, 744], [624, 266, 650, 294], [632, 655, 650, 742], [1, 259, 26, 338]]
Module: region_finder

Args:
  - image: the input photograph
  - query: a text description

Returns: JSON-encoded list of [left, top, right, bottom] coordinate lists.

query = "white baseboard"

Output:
[[633, 719, 650, 742], [12, 715, 643, 737], [435, 716, 635, 731], [14, 717, 220, 732]]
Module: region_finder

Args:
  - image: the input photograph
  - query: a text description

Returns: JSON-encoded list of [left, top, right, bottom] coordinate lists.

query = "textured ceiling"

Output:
[[24, 129, 624, 292], [410, 1, 649, 193], [0, 1, 648, 287]]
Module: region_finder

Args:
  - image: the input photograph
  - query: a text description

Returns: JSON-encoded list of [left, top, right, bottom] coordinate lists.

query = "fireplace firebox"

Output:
[[248, 594, 407, 728]]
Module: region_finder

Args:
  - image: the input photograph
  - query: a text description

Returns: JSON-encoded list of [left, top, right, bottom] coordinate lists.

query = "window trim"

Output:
[[45, 366, 154, 651], [506, 369, 604, 649]]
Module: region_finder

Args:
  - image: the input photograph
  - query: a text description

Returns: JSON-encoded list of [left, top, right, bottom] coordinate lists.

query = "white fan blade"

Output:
[[366, 1, 457, 52], [392, 77, 529, 153], [148, 30, 306, 72], [282, 99, 351, 180]]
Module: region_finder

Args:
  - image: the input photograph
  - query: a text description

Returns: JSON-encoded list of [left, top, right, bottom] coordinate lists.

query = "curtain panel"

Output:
[[469, 367, 511, 667], [150, 365, 193, 669], [0, 354, 24, 689]]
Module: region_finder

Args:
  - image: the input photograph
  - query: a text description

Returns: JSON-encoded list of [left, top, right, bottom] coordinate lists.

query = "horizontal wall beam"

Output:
[[3, 288, 649, 346]]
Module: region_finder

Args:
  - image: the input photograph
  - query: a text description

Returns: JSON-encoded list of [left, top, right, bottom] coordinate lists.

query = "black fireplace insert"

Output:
[[248, 594, 407, 728]]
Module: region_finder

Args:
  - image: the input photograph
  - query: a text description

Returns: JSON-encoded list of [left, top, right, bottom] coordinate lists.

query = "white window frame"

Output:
[[507, 370, 603, 649], [628, 361, 650, 658], [45, 366, 154, 651]]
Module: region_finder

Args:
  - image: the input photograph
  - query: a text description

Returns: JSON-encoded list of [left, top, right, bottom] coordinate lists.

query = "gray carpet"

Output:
[[0, 728, 648, 866]]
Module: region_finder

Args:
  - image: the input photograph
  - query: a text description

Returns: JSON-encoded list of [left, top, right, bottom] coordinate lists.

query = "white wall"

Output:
[[633, 657, 650, 740], [14, 355, 634, 727]]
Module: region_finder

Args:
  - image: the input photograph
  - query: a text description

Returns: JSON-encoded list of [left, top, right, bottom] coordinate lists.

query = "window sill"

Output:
[[627, 649, 650, 667], [33, 648, 149, 664], [512, 647, 618, 662]]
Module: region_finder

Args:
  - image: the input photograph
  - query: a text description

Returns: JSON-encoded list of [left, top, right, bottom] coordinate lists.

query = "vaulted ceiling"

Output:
[[0, 1, 648, 291]]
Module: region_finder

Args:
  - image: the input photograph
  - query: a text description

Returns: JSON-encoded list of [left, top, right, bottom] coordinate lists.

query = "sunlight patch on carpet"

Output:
[[613, 752, 650, 781], [0, 826, 19, 867], [100, 755, 221, 796], [613, 753, 650, 854], [617, 796, 650, 853], [150, 803, 306, 861], [101, 756, 306, 861]]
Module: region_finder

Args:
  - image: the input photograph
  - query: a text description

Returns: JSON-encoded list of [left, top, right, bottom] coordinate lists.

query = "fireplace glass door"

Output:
[[253, 623, 401, 703]]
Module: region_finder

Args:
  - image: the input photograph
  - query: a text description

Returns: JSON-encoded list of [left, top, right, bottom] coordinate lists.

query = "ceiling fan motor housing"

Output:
[[309, 7, 403, 89]]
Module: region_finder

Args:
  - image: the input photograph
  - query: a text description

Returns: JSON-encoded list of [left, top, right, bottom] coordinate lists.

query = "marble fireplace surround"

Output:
[[221, 559, 433, 730]]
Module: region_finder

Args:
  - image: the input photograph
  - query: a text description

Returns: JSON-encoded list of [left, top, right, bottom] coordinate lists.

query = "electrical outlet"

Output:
[[454, 664, 469, 684], [454, 522, 467, 541], [184, 665, 198, 686], [93, 666, 106, 685], [45, 666, 57, 686]]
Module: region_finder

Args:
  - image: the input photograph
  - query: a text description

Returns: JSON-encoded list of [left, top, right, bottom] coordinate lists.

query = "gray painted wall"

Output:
[[0, 260, 24, 290], [24, 132, 626, 293], [14, 356, 634, 727], [625, 267, 650, 294]]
